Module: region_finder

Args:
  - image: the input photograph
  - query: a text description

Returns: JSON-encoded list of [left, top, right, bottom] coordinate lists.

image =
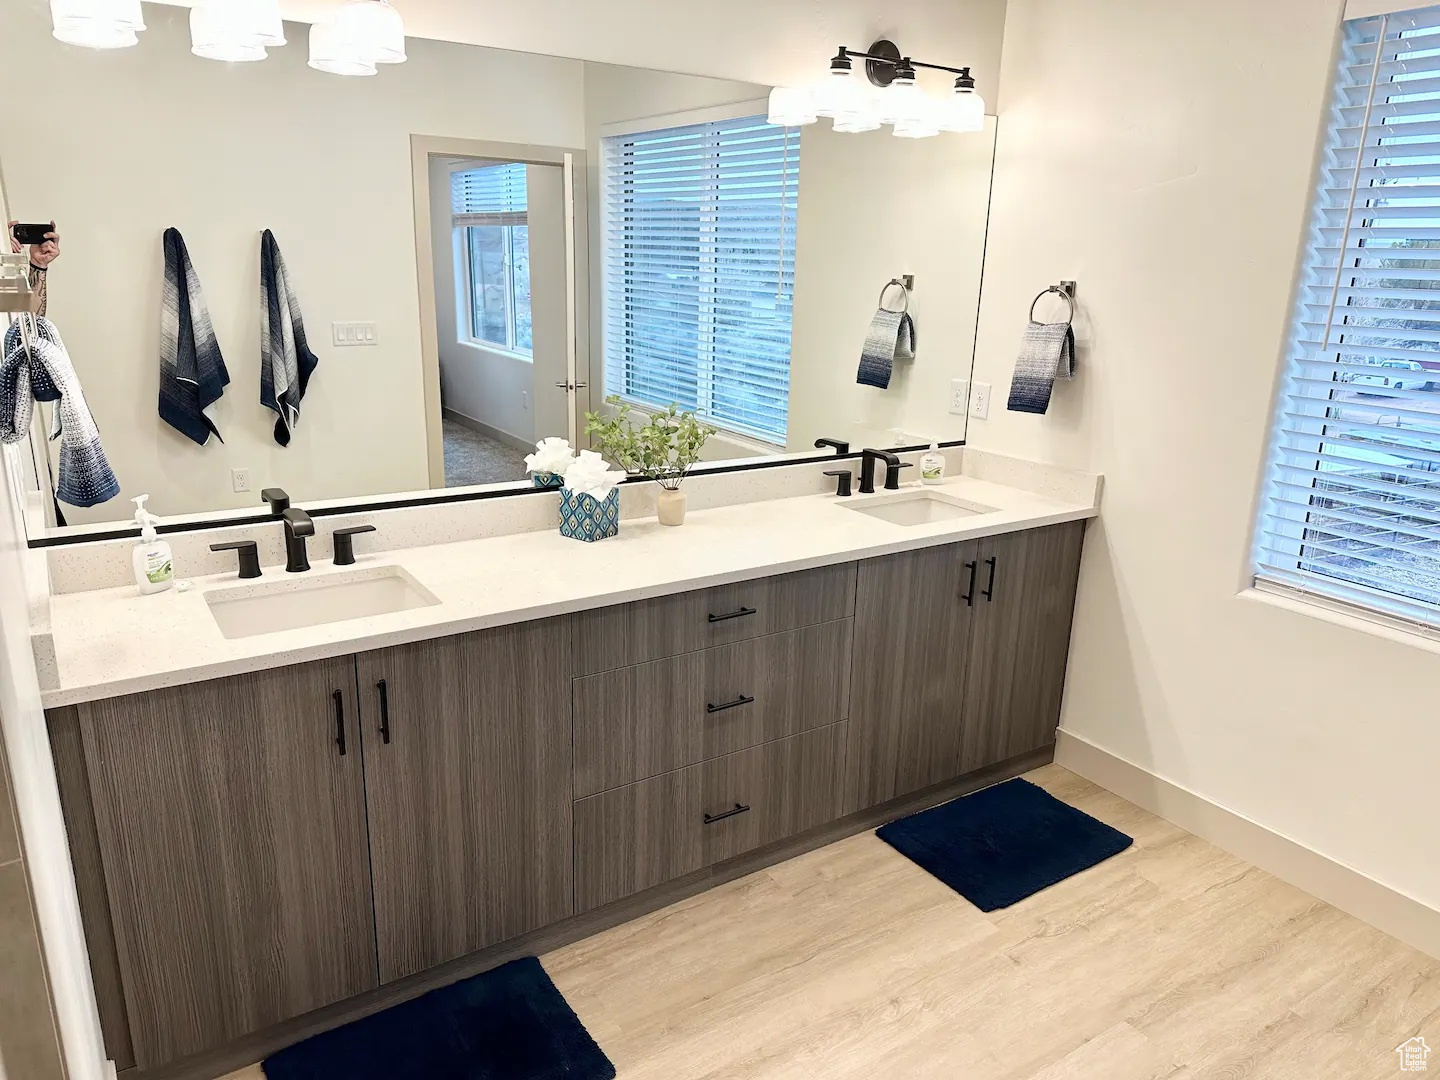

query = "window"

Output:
[[452, 162, 532, 356], [1256, 7, 1440, 632], [602, 112, 800, 444]]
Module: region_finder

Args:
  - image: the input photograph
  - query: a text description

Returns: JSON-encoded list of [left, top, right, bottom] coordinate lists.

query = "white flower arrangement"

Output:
[[524, 437, 576, 478], [563, 449, 627, 500]]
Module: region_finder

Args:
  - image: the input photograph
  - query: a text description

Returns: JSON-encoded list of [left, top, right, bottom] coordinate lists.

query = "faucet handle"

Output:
[[260, 487, 290, 515], [822, 469, 853, 497], [210, 540, 261, 580], [884, 461, 914, 490], [332, 525, 376, 566]]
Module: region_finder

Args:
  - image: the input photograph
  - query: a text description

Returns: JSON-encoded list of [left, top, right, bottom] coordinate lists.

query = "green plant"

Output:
[[585, 396, 716, 490]]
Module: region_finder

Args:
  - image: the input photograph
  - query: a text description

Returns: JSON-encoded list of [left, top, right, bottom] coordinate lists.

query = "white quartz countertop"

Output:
[[41, 476, 1098, 708]]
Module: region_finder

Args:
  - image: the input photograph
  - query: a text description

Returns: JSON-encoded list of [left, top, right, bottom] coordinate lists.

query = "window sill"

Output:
[[1238, 585, 1440, 660], [461, 339, 533, 364]]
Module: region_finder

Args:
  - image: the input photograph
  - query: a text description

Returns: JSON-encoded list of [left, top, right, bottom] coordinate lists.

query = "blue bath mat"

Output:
[[262, 956, 615, 1080], [876, 778, 1133, 911]]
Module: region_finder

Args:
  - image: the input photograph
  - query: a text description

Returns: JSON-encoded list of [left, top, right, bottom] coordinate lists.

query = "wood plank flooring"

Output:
[[219, 766, 1440, 1079]]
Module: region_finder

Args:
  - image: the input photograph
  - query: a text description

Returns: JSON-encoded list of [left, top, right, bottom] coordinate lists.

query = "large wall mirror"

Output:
[[0, 2, 996, 539]]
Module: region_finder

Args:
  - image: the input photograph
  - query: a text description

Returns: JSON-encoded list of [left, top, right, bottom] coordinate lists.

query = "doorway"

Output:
[[411, 136, 590, 488]]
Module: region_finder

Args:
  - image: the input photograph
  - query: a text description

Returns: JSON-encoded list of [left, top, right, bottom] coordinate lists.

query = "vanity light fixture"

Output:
[[307, 18, 377, 76], [49, 0, 145, 49], [190, 0, 285, 63], [767, 41, 985, 139], [308, 0, 407, 75]]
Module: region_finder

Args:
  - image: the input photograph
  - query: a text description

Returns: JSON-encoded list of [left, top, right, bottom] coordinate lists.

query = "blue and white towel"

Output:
[[159, 228, 230, 445], [1, 316, 120, 507], [260, 230, 319, 447], [857, 307, 916, 390], [1006, 319, 1075, 415]]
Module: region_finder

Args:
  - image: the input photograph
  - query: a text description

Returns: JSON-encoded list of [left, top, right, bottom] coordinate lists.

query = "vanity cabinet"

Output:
[[845, 522, 1085, 813], [355, 620, 574, 983], [73, 657, 378, 1070]]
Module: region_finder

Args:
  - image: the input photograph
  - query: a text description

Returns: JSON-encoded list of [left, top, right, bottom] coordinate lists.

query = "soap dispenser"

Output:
[[130, 494, 175, 594], [920, 442, 946, 485]]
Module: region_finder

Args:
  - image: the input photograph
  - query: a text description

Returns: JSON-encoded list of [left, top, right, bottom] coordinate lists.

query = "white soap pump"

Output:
[[130, 494, 175, 594]]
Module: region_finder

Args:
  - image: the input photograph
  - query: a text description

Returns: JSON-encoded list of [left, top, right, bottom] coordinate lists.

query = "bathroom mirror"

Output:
[[0, 1, 996, 539]]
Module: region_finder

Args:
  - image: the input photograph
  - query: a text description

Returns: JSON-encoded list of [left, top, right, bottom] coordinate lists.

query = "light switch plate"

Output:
[[969, 382, 992, 420], [949, 379, 969, 416], [230, 467, 251, 493], [332, 321, 378, 347]]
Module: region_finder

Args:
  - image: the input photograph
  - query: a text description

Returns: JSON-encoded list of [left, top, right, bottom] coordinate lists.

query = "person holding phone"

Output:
[[9, 220, 59, 317]]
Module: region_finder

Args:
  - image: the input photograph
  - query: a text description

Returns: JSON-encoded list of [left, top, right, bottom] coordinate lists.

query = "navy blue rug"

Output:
[[876, 778, 1133, 912], [263, 956, 615, 1080]]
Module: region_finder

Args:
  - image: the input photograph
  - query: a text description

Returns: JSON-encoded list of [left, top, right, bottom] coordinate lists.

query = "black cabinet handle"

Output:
[[708, 606, 757, 624], [703, 802, 751, 825], [706, 694, 755, 714], [983, 556, 997, 601], [333, 690, 346, 757], [377, 679, 391, 744], [961, 560, 978, 606]]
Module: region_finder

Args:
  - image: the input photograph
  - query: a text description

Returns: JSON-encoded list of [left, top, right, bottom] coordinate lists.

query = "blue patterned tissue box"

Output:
[[559, 488, 620, 542], [531, 472, 565, 489]]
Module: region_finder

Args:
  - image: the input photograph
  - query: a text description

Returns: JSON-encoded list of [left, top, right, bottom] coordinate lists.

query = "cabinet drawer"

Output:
[[571, 562, 857, 676], [573, 619, 853, 797], [574, 722, 847, 911]]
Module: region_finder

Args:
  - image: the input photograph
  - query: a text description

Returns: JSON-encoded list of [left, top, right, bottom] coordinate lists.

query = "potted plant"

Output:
[[585, 396, 715, 526]]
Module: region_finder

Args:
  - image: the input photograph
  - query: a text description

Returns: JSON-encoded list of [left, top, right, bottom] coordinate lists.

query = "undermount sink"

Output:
[[204, 566, 440, 639], [844, 490, 999, 526]]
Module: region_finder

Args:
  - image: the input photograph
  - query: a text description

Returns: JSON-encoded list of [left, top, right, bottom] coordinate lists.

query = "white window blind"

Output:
[[602, 114, 799, 444], [451, 162, 528, 227], [1256, 6, 1440, 631]]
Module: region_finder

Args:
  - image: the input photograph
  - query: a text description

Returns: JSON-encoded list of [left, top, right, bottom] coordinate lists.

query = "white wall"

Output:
[[789, 118, 997, 453], [969, 0, 1440, 914], [0, 2, 584, 523]]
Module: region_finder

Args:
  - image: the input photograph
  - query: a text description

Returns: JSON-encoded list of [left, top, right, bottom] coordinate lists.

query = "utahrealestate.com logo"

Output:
[[1398, 1037, 1431, 1072]]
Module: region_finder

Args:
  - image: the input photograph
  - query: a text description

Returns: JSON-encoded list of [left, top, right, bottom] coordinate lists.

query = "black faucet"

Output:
[[858, 449, 900, 494], [814, 437, 850, 455], [262, 488, 313, 572]]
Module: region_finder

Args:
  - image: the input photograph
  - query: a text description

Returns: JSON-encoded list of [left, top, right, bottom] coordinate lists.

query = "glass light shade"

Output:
[[190, 1, 278, 61], [50, 0, 143, 48], [308, 19, 377, 76], [813, 66, 870, 120], [335, 0, 406, 64], [875, 75, 927, 127], [767, 86, 818, 127], [936, 87, 986, 133], [832, 111, 881, 134]]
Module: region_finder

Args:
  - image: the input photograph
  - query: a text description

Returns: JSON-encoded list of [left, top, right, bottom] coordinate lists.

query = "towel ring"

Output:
[[879, 279, 910, 314], [1028, 285, 1075, 325]]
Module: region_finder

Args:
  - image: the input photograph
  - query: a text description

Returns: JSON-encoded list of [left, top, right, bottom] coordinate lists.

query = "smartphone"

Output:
[[11, 223, 53, 246]]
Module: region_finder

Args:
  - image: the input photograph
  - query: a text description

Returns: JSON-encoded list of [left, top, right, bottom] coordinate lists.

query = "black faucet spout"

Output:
[[858, 448, 900, 494], [280, 507, 314, 572]]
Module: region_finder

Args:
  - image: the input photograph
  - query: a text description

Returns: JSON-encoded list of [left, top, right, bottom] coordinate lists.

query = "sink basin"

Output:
[[844, 490, 998, 526], [205, 566, 440, 639]]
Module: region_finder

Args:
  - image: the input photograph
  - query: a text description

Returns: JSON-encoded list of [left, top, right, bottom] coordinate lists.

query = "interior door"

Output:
[[526, 161, 579, 443], [78, 658, 377, 1069], [844, 540, 982, 812], [962, 523, 1086, 767], [356, 619, 575, 983]]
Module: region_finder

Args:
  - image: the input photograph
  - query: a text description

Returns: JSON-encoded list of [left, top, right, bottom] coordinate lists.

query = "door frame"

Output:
[[410, 135, 591, 488]]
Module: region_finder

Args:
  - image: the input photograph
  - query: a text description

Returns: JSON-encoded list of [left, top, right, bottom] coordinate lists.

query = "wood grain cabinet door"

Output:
[[355, 618, 574, 983], [844, 540, 982, 812], [962, 522, 1085, 768], [77, 657, 377, 1070]]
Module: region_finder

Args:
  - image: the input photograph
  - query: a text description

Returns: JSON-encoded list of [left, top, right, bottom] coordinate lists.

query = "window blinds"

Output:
[[451, 163, 528, 227], [601, 114, 799, 444], [1256, 6, 1440, 631]]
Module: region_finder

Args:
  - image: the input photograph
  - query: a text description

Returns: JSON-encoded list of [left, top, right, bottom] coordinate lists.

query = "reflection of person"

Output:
[[8, 220, 59, 317]]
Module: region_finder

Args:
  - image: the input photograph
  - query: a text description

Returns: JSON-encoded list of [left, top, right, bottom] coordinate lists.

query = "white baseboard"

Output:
[[1055, 729, 1440, 961]]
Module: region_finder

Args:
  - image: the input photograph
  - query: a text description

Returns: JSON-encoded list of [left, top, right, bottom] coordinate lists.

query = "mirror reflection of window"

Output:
[[452, 163, 533, 357]]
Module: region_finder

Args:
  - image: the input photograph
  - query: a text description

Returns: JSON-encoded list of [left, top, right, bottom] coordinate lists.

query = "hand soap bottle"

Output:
[[920, 442, 946, 485], [130, 494, 174, 594]]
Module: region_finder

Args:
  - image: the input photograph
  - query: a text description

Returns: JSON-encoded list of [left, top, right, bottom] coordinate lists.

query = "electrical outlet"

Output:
[[949, 379, 970, 416], [969, 382, 992, 420], [231, 467, 251, 493], [332, 321, 378, 347]]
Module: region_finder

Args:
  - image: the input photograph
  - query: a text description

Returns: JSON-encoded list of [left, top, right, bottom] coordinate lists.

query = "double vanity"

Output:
[[35, 454, 1098, 1078]]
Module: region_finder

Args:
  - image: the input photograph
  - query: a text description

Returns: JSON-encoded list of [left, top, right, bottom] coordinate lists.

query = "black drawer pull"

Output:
[[961, 560, 978, 606], [708, 606, 757, 624], [703, 802, 751, 825], [706, 694, 755, 714], [333, 690, 347, 756], [377, 679, 391, 744], [983, 556, 997, 601]]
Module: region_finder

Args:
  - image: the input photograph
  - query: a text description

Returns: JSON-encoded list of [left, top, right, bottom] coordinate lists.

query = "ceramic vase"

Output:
[[657, 487, 687, 527]]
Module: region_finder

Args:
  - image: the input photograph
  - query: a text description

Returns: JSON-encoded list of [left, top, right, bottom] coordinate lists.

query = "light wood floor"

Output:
[[222, 766, 1440, 1079]]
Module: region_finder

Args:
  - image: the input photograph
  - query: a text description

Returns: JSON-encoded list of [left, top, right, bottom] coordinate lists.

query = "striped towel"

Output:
[[1006, 320, 1075, 415], [857, 307, 916, 390], [1, 316, 120, 507], [260, 230, 319, 447], [159, 228, 230, 445]]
